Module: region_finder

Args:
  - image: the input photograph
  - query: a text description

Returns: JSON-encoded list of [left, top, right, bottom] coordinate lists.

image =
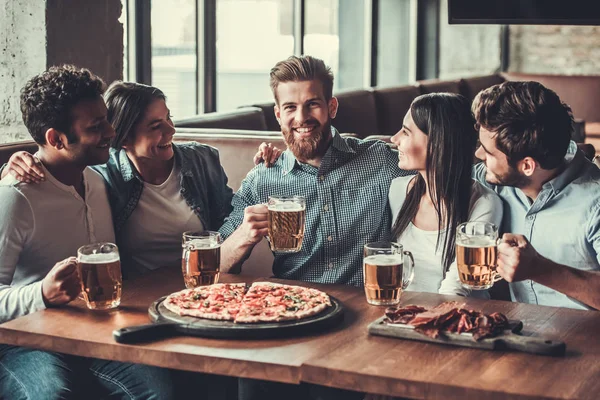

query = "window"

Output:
[[151, 0, 198, 117], [129, 0, 418, 114], [216, 0, 294, 110]]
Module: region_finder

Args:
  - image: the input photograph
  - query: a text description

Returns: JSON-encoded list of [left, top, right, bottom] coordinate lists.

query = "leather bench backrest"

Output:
[[373, 86, 421, 135], [462, 74, 506, 101], [333, 89, 379, 138], [174, 131, 286, 192], [0, 141, 38, 167], [248, 102, 280, 132], [502, 73, 600, 123], [174, 107, 268, 131], [418, 78, 463, 95]]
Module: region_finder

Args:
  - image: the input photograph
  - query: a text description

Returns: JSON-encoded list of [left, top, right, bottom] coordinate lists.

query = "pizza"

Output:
[[163, 282, 331, 323]]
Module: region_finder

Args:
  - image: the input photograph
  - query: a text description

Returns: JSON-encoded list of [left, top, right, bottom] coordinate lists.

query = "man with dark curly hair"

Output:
[[0, 65, 174, 399], [472, 81, 600, 311]]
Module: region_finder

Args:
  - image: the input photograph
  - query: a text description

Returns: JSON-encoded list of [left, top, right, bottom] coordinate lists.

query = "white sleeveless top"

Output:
[[388, 175, 503, 296]]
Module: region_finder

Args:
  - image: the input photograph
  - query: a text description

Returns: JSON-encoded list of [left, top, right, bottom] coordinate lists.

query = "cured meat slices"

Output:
[[384, 301, 509, 340]]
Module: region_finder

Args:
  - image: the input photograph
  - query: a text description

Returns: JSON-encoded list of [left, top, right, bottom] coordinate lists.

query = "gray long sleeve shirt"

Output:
[[0, 165, 114, 323]]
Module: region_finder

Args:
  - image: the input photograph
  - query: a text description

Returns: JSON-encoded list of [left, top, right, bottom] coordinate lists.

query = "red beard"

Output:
[[282, 121, 332, 161]]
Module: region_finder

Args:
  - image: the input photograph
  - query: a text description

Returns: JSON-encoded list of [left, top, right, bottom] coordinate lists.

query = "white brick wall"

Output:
[[0, 0, 46, 144], [509, 25, 600, 75]]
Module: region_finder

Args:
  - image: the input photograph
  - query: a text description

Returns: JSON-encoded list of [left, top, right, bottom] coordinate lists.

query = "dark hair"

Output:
[[472, 81, 574, 169], [270, 55, 334, 103], [391, 93, 477, 273], [20, 65, 105, 144], [104, 81, 166, 148]]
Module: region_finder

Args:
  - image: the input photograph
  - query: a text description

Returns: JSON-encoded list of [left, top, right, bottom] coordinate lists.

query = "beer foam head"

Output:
[[79, 252, 120, 264], [364, 254, 403, 266], [186, 238, 221, 250], [268, 202, 305, 212], [457, 236, 497, 247]]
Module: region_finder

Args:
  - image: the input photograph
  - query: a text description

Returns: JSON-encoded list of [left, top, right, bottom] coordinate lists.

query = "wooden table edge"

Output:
[[0, 325, 301, 384]]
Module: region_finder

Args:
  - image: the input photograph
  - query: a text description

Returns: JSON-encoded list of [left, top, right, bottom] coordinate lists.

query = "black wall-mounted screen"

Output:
[[448, 0, 600, 25]]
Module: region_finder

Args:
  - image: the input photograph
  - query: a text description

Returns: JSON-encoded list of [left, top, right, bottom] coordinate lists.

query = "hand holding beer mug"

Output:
[[182, 231, 222, 288], [267, 196, 306, 253], [456, 221, 502, 290], [77, 242, 122, 310], [363, 242, 415, 306]]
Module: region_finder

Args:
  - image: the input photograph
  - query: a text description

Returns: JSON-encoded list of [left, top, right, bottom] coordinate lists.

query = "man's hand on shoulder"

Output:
[[42, 257, 81, 307]]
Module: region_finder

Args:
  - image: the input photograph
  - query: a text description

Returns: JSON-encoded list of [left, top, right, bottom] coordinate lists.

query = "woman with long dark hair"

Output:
[[389, 93, 502, 295]]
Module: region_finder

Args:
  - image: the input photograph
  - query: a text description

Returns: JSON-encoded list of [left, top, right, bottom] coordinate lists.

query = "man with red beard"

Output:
[[219, 55, 410, 287]]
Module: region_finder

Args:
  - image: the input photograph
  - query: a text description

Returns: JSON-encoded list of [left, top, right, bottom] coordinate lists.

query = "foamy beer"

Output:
[[267, 196, 306, 253], [456, 221, 502, 290], [363, 242, 415, 306], [182, 231, 222, 288], [77, 242, 122, 310]]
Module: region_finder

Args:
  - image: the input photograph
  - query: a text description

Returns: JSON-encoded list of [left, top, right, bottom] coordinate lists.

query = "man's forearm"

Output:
[[220, 229, 259, 274], [532, 257, 600, 310]]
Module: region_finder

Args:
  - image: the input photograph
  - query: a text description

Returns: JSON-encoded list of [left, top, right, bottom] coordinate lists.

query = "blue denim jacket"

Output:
[[93, 142, 234, 234]]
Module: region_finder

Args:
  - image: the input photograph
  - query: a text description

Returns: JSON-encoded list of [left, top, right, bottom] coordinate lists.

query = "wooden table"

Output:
[[0, 268, 598, 399]]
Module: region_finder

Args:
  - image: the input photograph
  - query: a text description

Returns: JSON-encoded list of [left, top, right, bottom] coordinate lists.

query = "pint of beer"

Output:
[[267, 196, 306, 253], [182, 231, 222, 288], [456, 221, 502, 290], [77, 242, 122, 310], [363, 242, 415, 306]]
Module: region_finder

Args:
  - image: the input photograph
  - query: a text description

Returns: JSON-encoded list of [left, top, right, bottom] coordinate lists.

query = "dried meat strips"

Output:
[[384, 301, 509, 341]]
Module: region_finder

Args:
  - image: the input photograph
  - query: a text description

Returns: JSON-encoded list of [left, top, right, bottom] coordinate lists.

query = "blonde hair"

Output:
[[269, 55, 334, 104]]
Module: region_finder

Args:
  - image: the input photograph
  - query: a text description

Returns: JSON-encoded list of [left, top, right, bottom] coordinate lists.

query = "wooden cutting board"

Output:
[[368, 317, 566, 356]]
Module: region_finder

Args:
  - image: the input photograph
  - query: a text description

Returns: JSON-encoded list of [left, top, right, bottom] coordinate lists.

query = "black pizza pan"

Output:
[[113, 295, 344, 344]]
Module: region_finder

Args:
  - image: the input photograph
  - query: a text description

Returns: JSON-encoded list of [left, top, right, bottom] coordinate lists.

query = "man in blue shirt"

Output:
[[219, 55, 409, 286], [472, 81, 600, 310]]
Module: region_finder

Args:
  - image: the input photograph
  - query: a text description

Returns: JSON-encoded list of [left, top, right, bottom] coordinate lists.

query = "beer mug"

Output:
[[77, 242, 122, 310], [363, 242, 415, 306], [182, 231, 222, 288], [455, 221, 502, 290], [267, 196, 306, 253]]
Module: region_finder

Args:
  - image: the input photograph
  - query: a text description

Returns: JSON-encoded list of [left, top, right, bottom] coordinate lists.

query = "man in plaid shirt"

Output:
[[219, 55, 410, 287]]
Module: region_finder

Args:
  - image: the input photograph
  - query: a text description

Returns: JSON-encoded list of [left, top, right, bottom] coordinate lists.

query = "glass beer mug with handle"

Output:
[[182, 231, 222, 288], [77, 242, 122, 310], [363, 241, 415, 306], [455, 221, 502, 290], [267, 195, 306, 253]]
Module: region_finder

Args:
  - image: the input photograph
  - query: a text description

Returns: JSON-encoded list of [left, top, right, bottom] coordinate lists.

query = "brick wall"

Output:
[[0, 0, 124, 144], [0, 0, 46, 143], [509, 25, 600, 75]]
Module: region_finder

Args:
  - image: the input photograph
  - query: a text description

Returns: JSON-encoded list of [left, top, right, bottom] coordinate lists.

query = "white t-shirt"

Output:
[[389, 175, 503, 296], [0, 165, 115, 323], [120, 163, 204, 273]]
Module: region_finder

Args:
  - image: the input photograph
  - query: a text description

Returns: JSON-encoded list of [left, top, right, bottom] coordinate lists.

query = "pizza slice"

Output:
[[234, 282, 331, 323]]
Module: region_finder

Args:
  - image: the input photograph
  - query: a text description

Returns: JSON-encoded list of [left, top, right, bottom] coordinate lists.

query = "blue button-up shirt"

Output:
[[219, 128, 410, 286], [473, 142, 600, 310]]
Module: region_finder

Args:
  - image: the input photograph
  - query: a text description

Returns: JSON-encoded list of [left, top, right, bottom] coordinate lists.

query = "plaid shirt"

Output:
[[219, 128, 411, 286]]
